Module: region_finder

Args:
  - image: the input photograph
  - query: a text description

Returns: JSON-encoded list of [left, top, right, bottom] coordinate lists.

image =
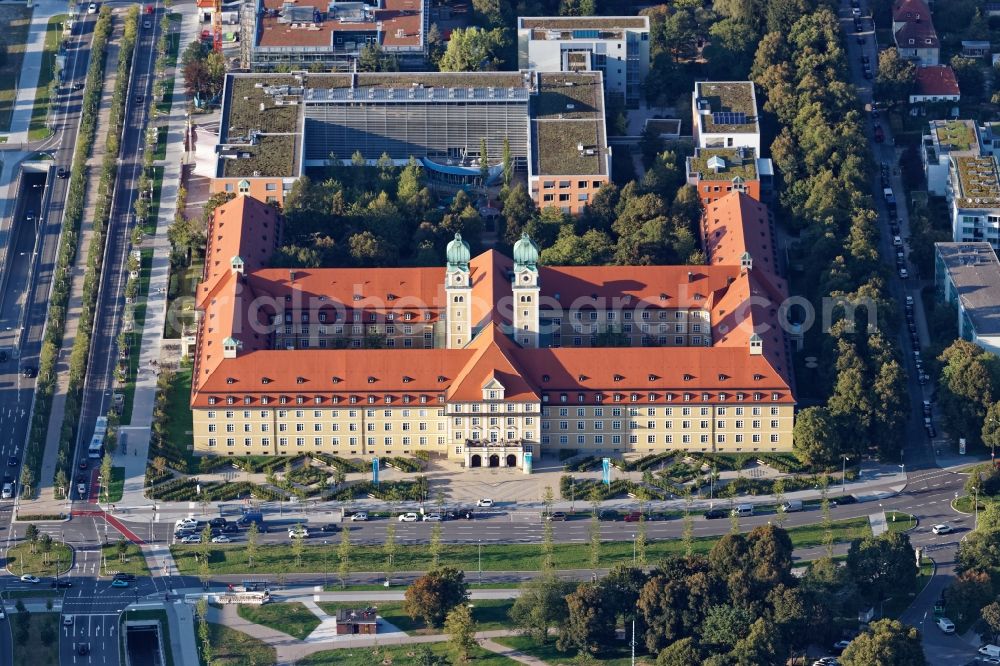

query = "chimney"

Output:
[[687, 271, 694, 282], [289, 269, 296, 283]]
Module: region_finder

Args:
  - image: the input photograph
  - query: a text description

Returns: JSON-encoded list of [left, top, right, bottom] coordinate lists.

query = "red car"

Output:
[[623, 512, 642, 522]]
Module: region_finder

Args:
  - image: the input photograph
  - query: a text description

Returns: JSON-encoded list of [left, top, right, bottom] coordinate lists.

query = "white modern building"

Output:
[[935, 242, 1000, 356], [692, 81, 761, 155], [517, 16, 650, 106], [947, 155, 1000, 248], [922, 119, 980, 196]]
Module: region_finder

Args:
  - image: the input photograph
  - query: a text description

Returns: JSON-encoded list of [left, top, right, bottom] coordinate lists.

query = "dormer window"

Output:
[[403, 376, 412, 383], [648, 393, 656, 401], [753, 374, 763, 381], [630, 393, 638, 402], [613, 374, 623, 382], [578, 374, 587, 382], [683, 374, 692, 381], [296, 377, 305, 384], [648, 374, 657, 381], [718, 374, 728, 381], [208, 397, 217, 405], [332, 377, 341, 384], [702, 393, 709, 401], [353, 295, 362, 301], [437, 375, 446, 383], [226, 377, 235, 384], [368, 396, 376, 403], [368, 377, 377, 384], [542, 374, 550, 382], [261, 377, 270, 385]]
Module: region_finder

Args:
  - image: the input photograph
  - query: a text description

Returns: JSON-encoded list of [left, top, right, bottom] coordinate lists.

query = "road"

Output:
[[0, 11, 97, 516]]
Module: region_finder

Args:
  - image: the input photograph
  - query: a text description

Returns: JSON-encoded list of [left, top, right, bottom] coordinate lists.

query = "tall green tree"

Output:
[[439, 27, 506, 72], [558, 582, 617, 654], [508, 573, 572, 643], [445, 604, 477, 663], [840, 619, 926, 666], [846, 532, 917, 606], [404, 567, 469, 628]]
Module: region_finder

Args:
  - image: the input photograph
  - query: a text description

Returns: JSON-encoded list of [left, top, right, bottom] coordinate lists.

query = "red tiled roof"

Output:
[[702, 191, 782, 284], [893, 0, 932, 22], [894, 20, 939, 49], [915, 65, 959, 97], [256, 0, 423, 49]]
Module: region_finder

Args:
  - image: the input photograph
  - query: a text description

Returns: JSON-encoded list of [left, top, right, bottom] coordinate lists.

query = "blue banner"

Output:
[[524, 452, 532, 474], [602, 458, 611, 486], [372, 457, 380, 486]]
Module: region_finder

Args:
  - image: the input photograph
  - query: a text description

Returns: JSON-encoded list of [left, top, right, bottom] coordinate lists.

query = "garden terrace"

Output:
[[954, 156, 1000, 208], [535, 120, 605, 176], [934, 119, 977, 153], [688, 147, 759, 181], [535, 72, 602, 119], [220, 134, 297, 178], [223, 75, 302, 139], [696, 81, 758, 133]]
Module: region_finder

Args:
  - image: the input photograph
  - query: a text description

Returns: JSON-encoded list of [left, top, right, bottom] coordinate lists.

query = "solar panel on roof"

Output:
[[572, 29, 599, 38], [712, 111, 748, 125]]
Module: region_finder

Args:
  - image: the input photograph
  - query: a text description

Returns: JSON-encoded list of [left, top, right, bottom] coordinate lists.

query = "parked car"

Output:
[[398, 512, 419, 522], [20, 575, 40, 584], [623, 511, 643, 522], [597, 510, 619, 521], [209, 517, 228, 528], [319, 523, 339, 532], [87, 3, 98, 13], [422, 513, 443, 522], [476, 498, 494, 507], [548, 511, 568, 521], [223, 523, 239, 533], [703, 508, 727, 519], [832, 639, 852, 653], [936, 617, 956, 634], [179, 535, 202, 544], [114, 573, 136, 581], [350, 512, 368, 521], [211, 535, 231, 543], [288, 526, 309, 539]]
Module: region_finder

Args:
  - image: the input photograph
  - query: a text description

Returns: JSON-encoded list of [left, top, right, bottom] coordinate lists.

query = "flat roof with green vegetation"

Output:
[[220, 134, 297, 178], [535, 72, 602, 119], [535, 120, 604, 175], [954, 155, 1000, 208], [696, 81, 758, 133], [224, 75, 302, 138], [521, 17, 648, 29], [688, 147, 758, 181], [356, 72, 524, 89], [932, 119, 978, 153]]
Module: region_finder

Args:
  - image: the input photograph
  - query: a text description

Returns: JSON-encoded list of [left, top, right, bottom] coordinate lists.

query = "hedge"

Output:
[[51, 6, 141, 492], [328, 476, 428, 501], [311, 453, 365, 473], [23, 7, 114, 497]]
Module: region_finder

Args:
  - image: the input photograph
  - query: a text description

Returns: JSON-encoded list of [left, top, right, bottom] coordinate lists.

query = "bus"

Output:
[[88, 417, 108, 458]]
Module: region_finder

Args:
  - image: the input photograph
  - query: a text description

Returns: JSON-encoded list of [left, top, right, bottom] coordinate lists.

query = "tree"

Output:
[[445, 603, 477, 663], [246, 521, 259, 568], [429, 521, 442, 569], [559, 582, 617, 655], [509, 573, 573, 643], [840, 619, 926, 666], [983, 400, 1000, 457], [25, 523, 38, 554], [384, 523, 397, 584], [404, 567, 469, 629], [337, 525, 351, 589], [100, 452, 114, 503], [792, 406, 842, 467], [701, 604, 754, 652], [197, 597, 212, 665], [439, 27, 506, 72], [501, 137, 512, 187], [951, 55, 983, 102], [945, 569, 993, 626], [39, 534, 53, 565], [19, 466, 33, 499], [55, 468, 69, 500], [291, 527, 305, 568], [501, 183, 536, 248], [939, 340, 1000, 447], [116, 537, 128, 563], [541, 486, 555, 572], [982, 600, 1000, 643], [875, 44, 916, 102], [152, 456, 168, 476], [846, 532, 917, 605], [656, 637, 701, 665], [358, 43, 397, 72]]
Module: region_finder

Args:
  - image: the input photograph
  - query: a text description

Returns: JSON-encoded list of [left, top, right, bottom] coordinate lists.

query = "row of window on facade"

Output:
[[206, 436, 446, 448], [539, 179, 603, 190], [541, 433, 783, 445]]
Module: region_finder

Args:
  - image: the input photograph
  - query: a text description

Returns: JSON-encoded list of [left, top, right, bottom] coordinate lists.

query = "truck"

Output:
[[883, 187, 897, 214]]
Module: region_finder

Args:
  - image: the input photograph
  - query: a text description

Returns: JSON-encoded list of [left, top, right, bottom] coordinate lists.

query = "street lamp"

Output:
[[478, 539, 482, 584], [631, 533, 636, 565], [841, 455, 850, 495]]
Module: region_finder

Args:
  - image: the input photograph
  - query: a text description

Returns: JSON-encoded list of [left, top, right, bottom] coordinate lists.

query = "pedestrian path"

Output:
[[6, 0, 69, 143], [478, 637, 549, 665], [869, 511, 887, 536]]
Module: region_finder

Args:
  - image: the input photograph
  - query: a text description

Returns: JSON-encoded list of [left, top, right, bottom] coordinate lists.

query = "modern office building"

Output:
[[190, 189, 795, 464], [209, 70, 609, 213], [692, 81, 762, 155], [516, 16, 650, 105], [935, 242, 1000, 356], [239, 0, 428, 71]]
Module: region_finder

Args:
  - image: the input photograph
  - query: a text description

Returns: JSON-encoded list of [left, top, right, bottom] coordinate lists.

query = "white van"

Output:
[[980, 645, 1000, 658], [780, 500, 803, 513], [732, 504, 754, 517]]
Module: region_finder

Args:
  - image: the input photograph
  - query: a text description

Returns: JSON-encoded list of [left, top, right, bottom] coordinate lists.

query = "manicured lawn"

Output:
[[158, 365, 196, 472], [164, 258, 203, 339], [172, 517, 872, 575], [153, 125, 167, 160], [119, 248, 153, 424], [885, 511, 916, 533], [11, 611, 60, 666], [100, 542, 150, 577], [27, 15, 68, 141], [494, 636, 654, 666], [202, 622, 277, 666], [299, 642, 516, 666], [104, 466, 125, 502], [156, 76, 174, 116], [953, 495, 987, 514], [0, 5, 32, 132], [143, 165, 164, 235], [314, 599, 512, 634], [5, 541, 72, 577], [236, 601, 320, 640]]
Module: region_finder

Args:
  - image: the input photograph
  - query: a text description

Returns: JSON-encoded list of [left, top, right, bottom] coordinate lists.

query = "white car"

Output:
[[936, 617, 955, 634], [476, 498, 494, 507], [176, 518, 197, 528], [1, 483, 12, 500], [422, 513, 442, 522], [211, 535, 231, 543], [20, 575, 40, 584], [398, 512, 419, 522], [63, 615, 73, 626], [87, 2, 97, 13], [349, 512, 368, 521], [180, 535, 202, 544], [932, 524, 952, 535], [980, 657, 1000, 665], [288, 527, 309, 539]]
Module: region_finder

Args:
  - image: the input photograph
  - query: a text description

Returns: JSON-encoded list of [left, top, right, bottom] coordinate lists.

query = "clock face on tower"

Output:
[[522, 275, 530, 282]]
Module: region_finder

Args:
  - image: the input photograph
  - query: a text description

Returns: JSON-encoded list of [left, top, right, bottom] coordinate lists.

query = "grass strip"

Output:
[[170, 517, 872, 576], [0, 6, 33, 131], [99, 542, 150, 577], [11, 612, 60, 666], [315, 599, 513, 634], [5, 541, 72, 577], [27, 15, 68, 141], [236, 601, 320, 640], [299, 642, 516, 666], [119, 248, 153, 425], [201, 622, 277, 666]]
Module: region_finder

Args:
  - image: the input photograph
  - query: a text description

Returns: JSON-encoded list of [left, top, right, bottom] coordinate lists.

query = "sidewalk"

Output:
[[117, 8, 199, 507], [30, 20, 125, 513], [6, 0, 70, 144], [163, 599, 200, 666]]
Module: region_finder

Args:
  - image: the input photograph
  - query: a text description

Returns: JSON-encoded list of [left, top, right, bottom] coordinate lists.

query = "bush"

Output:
[[312, 453, 365, 473], [562, 456, 598, 472], [328, 477, 428, 501], [384, 457, 422, 473]]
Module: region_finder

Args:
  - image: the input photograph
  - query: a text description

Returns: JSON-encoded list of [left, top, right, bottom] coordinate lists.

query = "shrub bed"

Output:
[[311, 453, 364, 473], [384, 456, 422, 473], [328, 477, 428, 501]]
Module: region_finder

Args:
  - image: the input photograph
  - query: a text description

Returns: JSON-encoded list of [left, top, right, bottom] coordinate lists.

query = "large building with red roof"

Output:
[[191, 191, 795, 466]]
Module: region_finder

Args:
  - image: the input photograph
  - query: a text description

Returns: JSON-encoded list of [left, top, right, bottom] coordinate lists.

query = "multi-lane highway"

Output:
[[0, 12, 98, 512]]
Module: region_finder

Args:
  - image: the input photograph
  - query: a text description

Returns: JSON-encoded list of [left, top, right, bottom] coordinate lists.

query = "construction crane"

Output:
[[212, 0, 223, 52]]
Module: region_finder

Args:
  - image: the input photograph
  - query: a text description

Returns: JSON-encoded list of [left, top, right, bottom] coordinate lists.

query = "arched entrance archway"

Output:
[[506, 454, 517, 467], [488, 454, 500, 467], [470, 455, 482, 468]]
